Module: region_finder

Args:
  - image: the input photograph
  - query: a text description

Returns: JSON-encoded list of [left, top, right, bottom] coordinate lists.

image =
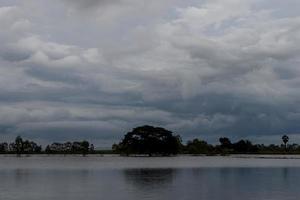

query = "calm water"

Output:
[[1, 155, 300, 200]]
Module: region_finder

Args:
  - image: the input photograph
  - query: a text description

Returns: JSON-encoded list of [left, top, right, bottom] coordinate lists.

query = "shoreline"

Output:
[[1, 154, 300, 159]]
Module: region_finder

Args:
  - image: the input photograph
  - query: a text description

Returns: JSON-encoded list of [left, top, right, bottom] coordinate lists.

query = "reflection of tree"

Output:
[[122, 168, 176, 190], [282, 168, 289, 181]]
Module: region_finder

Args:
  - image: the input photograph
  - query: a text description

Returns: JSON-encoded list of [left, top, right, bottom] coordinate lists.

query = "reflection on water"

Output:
[[123, 168, 175, 199], [123, 167, 300, 200], [0, 156, 300, 200], [123, 168, 175, 188]]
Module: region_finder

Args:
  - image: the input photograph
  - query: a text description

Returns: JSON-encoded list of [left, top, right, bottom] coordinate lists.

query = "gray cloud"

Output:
[[0, 0, 300, 146], [62, 0, 121, 9]]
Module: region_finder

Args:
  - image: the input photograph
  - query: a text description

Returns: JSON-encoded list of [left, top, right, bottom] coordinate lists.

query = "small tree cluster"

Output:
[[0, 136, 42, 154], [45, 141, 95, 155]]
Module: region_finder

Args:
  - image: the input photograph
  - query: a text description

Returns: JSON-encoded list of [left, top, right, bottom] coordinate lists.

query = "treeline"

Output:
[[112, 126, 296, 156], [0, 126, 297, 156], [45, 141, 95, 155], [0, 136, 42, 154], [0, 136, 95, 155], [183, 136, 296, 155]]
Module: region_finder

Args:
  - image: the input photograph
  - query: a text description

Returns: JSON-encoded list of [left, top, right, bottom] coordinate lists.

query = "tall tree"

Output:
[[15, 136, 23, 156], [186, 139, 212, 154], [81, 141, 90, 156], [282, 135, 289, 149], [117, 125, 182, 156], [219, 137, 232, 149]]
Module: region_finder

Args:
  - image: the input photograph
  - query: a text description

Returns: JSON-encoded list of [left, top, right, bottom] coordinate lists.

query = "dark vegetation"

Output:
[[0, 126, 297, 156], [112, 125, 181, 156], [113, 127, 295, 156], [0, 136, 42, 155], [182, 134, 293, 155], [45, 141, 94, 155], [0, 137, 94, 155]]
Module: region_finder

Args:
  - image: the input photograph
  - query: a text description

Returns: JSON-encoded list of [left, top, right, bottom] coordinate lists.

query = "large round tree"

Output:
[[116, 125, 182, 156]]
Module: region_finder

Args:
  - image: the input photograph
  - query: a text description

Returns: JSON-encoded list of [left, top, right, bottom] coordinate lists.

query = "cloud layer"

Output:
[[0, 0, 300, 146]]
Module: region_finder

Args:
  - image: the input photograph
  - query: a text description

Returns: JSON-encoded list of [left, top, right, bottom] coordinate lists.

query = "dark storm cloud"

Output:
[[0, 49, 31, 62], [0, 0, 300, 146]]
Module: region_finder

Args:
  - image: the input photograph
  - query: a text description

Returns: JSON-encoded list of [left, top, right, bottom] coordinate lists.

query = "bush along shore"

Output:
[[0, 125, 297, 156]]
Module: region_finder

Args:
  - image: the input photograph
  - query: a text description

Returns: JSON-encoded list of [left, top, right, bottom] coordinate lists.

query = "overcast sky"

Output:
[[0, 0, 300, 146]]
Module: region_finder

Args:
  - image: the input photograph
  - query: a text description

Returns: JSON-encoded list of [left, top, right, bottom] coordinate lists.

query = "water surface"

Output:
[[0, 155, 300, 200]]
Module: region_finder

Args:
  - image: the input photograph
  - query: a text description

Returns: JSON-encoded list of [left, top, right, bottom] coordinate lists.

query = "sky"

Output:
[[0, 0, 300, 147]]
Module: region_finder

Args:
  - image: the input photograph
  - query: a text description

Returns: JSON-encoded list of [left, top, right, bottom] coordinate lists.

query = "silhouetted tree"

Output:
[[117, 125, 181, 156], [15, 136, 23, 156], [219, 137, 232, 149], [81, 140, 90, 156], [186, 139, 213, 154], [282, 135, 289, 150], [112, 143, 120, 153], [0, 143, 8, 153], [90, 144, 95, 153], [233, 140, 258, 153], [45, 145, 51, 154]]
